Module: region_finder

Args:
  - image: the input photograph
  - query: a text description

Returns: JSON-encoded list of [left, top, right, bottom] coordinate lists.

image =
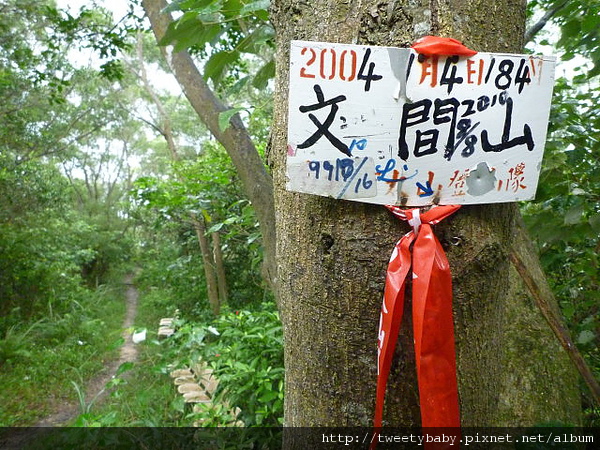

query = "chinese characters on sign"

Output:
[[286, 40, 556, 206]]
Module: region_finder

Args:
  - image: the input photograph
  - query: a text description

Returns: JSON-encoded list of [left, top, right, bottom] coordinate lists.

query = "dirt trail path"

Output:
[[34, 275, 140, 427]]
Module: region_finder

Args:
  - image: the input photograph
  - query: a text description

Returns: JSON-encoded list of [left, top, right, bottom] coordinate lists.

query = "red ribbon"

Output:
[[411, 36, 477, 57], [373, 205, 461, 439]]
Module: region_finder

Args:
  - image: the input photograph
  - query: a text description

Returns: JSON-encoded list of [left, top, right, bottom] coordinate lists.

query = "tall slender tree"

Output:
[[142, 0, 277, 288]]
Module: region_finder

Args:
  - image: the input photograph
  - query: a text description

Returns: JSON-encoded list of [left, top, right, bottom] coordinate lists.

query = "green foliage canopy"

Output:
[[159, 0, 274, 93], [525, 0, 600, 396]]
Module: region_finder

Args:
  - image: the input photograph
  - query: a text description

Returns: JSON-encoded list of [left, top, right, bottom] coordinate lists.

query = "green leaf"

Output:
[[589, 214, 600, 232], [228, 76, 250, 95], [563, 204, 584, 225], [561, 19, 582, 39], [108, 337, 125, 351], [240, 0, 271, 16], [577, 330, 595, 345], [161, 1, 183, 14], [581, 14, 599, 34], [237, 24, 274, 54], [192, 0, 226, 16], [252, 59, 275, 90], [162, 0, 205, 14], [175, 23, 222, 53], [218, 107, 244, 132], [201, 209, 212, 223], [207, 222, 225, 233], [171, 395, 186, 413], [116, 361, 135, 377], [158, 20, 195, 46], [204, 50, 240, 84], [258, 390, 278, 403], [179, 10, 200, 24]]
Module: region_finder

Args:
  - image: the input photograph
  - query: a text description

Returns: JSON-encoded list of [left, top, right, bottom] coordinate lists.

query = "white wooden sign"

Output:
[[286, 40, 556, 206]]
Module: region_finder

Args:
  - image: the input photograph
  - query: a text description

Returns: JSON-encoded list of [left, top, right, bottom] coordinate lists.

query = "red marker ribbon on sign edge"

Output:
[[372, 204, 461, 449], [411, 36, 477, 57]]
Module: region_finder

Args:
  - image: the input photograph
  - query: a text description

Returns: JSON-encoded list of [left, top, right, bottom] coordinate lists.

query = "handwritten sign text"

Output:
[[286, 41, 556, 206]]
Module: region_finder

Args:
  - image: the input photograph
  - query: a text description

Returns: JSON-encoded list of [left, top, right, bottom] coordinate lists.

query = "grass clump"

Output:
[[0, 284, 126, 426]]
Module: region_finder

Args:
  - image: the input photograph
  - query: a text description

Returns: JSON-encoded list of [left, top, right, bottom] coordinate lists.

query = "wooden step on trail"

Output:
[[157, 317, 175, 339]]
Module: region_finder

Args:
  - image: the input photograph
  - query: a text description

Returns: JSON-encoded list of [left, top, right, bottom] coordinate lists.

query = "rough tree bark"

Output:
[[270, 0, 581, 427]]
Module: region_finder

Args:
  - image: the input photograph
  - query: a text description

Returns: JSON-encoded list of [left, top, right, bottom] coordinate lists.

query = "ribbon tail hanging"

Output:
[[373, 233, 414, 430], [412, 221, 460, 428], [373, 205, 461, 449]]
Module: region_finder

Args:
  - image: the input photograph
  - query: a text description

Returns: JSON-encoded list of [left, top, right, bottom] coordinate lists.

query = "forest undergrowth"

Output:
[[0, 276, 127, 426]]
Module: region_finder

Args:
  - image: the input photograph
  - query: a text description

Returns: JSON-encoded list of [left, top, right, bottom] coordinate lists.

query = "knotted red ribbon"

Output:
[[373, 204, 461, 439]]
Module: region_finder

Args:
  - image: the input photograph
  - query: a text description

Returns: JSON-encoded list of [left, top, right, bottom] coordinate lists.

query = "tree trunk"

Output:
[[212, 230, 228, 306], [192, 214, 220, 315], [270, 0, 581, 427], [142, 0, 277, 289], [126, 36, 225, 315]]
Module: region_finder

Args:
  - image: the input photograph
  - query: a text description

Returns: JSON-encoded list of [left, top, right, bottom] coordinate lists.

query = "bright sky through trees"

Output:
[[56, 0, 181, 94]]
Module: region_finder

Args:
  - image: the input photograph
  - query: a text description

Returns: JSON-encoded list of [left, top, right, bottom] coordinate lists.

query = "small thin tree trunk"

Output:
[[126, 34, 226, 315], [510, 216, 600, 405], [192, 214, 220, 315], [212, 231, 228, 306]]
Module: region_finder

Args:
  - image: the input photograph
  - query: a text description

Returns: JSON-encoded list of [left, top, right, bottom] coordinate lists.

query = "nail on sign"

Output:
[[286, 40, 556, 206]]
